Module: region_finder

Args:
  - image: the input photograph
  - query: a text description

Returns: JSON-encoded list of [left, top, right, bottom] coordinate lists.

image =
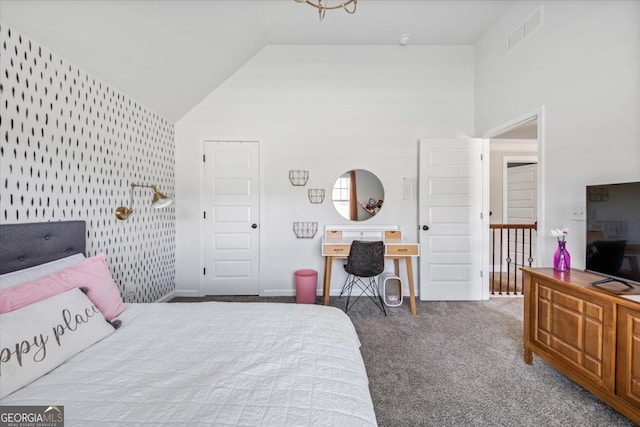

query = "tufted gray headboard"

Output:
[[0, 221, 86, 274]]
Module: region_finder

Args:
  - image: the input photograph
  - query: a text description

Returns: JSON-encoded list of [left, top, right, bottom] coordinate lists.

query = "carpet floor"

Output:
[[169, 295, 635, 427]]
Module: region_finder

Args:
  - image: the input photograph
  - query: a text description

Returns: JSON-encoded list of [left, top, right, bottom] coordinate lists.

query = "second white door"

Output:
[[202, 141, 260, 295], [418, 138, 487, 300], [505, 162, 537, 224]]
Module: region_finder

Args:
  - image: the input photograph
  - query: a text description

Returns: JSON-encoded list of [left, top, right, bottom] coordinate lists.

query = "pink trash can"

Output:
[[295, 269, 317, 304]]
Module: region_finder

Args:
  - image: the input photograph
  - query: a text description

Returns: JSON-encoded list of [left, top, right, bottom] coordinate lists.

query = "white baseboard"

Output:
[[261, 289, 297, 297], [156, 289, 203, 302], [156, 291, 176, 303], [173, 289, 203, 298], [168, 288, 421, 299]]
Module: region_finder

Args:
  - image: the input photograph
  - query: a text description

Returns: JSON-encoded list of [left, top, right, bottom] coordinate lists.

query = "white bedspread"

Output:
[[1, 302, 377, 426]]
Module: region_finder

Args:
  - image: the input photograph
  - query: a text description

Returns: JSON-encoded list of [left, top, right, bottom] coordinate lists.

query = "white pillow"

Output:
[[0, 288, 115, 399], [0, 253, 85, 289]]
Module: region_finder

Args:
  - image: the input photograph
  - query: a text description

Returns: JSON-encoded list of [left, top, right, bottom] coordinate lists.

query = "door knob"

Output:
[[422, 225, 429, 231], [251, 223, 258, 229]]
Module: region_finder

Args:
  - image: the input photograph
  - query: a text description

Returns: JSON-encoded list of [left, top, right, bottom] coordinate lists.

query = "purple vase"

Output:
[[553, 241, 571, 271]]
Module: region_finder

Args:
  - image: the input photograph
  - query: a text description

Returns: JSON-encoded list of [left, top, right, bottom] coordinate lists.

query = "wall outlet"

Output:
[[570, 205, 585, 221]]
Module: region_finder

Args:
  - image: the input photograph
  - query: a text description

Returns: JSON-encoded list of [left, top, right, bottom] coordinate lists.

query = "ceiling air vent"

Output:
[[508, 6, 543, 52]]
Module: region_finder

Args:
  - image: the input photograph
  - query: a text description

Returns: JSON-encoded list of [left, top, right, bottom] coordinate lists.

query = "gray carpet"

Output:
[[169, 295, 635, 426]]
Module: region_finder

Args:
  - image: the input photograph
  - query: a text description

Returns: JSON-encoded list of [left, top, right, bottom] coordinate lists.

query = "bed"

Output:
[[0, 221, 377, 426]]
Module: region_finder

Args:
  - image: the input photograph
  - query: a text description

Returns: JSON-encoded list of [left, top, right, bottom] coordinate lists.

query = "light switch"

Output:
[[570, 205, 585, 221]]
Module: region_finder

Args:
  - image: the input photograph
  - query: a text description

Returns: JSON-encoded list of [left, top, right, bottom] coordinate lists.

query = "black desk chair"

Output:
[[341, 240, 386, 315]]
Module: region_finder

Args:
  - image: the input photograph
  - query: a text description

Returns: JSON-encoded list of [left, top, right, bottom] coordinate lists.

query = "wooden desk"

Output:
[[321, 226, 420, 314]]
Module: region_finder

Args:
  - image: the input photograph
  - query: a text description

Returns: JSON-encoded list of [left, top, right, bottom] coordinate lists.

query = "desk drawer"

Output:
[[323, 244, 350, 255], [386, 245, 419, 256]]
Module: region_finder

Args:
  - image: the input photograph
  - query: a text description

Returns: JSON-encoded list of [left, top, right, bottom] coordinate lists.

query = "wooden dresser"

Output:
[[522, 268, 640, 424]]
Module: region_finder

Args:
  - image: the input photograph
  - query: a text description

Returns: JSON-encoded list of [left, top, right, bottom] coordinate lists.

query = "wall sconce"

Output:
[[115, 183, 173, 220]]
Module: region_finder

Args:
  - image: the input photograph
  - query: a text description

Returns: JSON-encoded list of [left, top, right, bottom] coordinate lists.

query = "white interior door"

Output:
[[504, 162, 538, 269], [505, 162, 537, 224], [202, 141, 260, 295], [418, 138, 486, 300]]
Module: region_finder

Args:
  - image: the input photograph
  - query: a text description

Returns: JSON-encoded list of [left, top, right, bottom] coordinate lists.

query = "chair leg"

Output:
[[344, 275, 353, 310], [339, 273, 352, 298], [345, 276, 368, 313], [344, 275, 386, 316], [345, 276, 364, 313]]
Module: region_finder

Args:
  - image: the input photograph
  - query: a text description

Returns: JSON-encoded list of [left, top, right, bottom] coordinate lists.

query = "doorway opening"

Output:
[[485, 108, 544, 297]]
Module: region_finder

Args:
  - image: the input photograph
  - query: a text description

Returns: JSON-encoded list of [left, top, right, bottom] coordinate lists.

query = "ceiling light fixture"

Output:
[[294, 0, 358, 21]]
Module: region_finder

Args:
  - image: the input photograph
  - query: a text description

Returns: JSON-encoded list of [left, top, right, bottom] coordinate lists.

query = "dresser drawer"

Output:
[[323, 244, 350, 255], [386, 244, 419, 256]]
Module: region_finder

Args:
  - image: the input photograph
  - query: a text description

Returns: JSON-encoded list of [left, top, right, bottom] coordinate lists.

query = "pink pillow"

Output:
[[0, 254, 125, 320]]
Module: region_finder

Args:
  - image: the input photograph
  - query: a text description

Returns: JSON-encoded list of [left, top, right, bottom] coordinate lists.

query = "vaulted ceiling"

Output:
[[0, 0, 513, 122]]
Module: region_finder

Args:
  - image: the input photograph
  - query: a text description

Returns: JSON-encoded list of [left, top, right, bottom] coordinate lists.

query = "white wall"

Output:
[[176, 45, 474, 296], [475, 1, 640, 268]]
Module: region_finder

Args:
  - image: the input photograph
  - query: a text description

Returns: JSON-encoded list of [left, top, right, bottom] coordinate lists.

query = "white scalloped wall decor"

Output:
[[0, 25, 176, 302]]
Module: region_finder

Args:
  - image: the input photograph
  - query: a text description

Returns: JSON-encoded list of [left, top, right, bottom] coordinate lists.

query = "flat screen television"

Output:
[[585, 181, 640, 287]]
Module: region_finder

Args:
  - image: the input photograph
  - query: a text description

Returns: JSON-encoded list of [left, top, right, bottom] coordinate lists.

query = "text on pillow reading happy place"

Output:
[[0, 304, 103, 372]]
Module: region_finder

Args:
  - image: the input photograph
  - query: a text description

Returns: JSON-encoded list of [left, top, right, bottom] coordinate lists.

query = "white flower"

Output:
[[550, 227, 569, 241]]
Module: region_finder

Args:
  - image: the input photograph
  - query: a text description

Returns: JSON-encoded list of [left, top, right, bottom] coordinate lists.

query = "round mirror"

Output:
[[332, 169, 384, 221]]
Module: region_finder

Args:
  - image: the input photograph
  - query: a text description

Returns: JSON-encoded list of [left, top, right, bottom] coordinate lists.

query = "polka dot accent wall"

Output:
[[0, 25, 176, 303]]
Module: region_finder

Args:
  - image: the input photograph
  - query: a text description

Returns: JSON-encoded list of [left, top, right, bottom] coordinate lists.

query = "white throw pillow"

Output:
[[0, 253, 86, 289], [0, 288, 115, 399]]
